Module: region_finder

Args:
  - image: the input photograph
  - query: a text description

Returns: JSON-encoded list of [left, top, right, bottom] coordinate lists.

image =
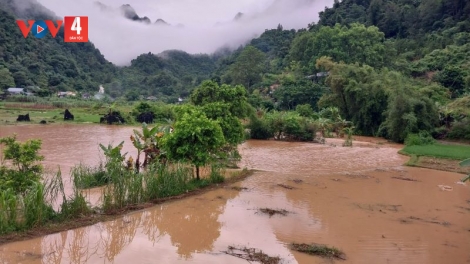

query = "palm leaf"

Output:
[[461, 175, 470, 182], [459, 158, 470, 167], [149, 126, 159, 136]]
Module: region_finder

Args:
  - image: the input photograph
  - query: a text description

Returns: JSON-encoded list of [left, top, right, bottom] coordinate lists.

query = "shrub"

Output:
[[71, 162, 108, 189], [296, 104, 314, 117], [405, 131, 436, 146], [447, 118, 470, 140], [247, 115, 273, 139], [0, 135, 44, 194], [288, 117, 316, 141]]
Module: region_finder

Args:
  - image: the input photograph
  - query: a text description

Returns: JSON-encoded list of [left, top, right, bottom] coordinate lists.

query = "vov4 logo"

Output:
[[16, 16, 88, 42]]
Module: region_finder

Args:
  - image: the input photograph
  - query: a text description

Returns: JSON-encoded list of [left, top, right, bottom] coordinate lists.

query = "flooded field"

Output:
[[1, 124, 469, 263]]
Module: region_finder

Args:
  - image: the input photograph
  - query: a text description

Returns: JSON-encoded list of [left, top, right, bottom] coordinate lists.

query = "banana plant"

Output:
[[132, 122, 171, 169], [130, 132, 144, 172], [335, 118, 351, 138], [342, 126, 355, 147], [99, 141, 127, 172], [317, 117, 331, 138], [460, 158, 470, 182], [343, 126, 355, 141]]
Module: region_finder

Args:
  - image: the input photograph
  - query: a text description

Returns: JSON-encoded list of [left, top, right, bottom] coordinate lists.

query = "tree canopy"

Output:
[[161, 108, 225, 180]]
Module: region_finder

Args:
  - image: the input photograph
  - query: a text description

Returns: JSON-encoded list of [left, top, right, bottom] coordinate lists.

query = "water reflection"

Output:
[[151, 192, 237, 259], [1, 189, 240, 264]]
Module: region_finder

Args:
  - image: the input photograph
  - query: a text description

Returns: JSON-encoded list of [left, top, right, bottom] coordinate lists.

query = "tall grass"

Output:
[[72, 162, 108, 189], [0, 169, 90, 234], [99, 161, 224, 213], [1, 151, 227, 234]]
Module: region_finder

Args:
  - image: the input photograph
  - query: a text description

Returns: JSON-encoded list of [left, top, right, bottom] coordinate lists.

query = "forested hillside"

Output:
[[0, 0, 117, 95], [1, 0, 469, 142], [107, 50, 218, 101], [211, 0, 470, 142], [0, 0, 217, 99]]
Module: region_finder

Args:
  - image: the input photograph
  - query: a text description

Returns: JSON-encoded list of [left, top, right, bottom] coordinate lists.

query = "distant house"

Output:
[[306, 72, 329, 82], [82, 93, 91, 99], [146, 96, 157, 101], [7, 88, 25, 95], [178, 97, 183, 102], [57, 91, 76, 98]]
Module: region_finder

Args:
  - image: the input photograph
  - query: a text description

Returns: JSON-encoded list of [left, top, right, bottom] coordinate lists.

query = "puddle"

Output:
[[1, 125, 469, 263]]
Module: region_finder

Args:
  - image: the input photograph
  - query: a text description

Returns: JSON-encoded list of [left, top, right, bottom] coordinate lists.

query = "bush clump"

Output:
[[404, 131, 436, 146]]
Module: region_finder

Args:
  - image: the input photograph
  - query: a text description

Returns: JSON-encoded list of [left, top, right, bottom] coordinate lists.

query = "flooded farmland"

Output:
[[0, 124, 469, 264]]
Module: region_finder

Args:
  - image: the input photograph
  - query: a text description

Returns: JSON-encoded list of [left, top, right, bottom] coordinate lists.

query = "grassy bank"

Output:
[[399, 141, 470, 174], [400, 144, 470, 160], [0, 101, 134, 125], [0, 168, 254, 245]]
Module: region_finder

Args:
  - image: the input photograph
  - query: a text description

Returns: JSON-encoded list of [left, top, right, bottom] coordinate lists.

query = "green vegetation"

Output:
[[0, 135, 43, 193], [401, 128, 470, 160], [404, 132, 436, 146], [401, 144, 470, 161], [1, 0, 470, 144], [72, 162, 107, 189], [247, 106, 352, 143], [0, 81, 252, 235], [0, 122, 242, 235], [0, 135, 89, 234], [290, 243, 346, 260], [223, 246, 282, 264], [460, 159, 470, 182]]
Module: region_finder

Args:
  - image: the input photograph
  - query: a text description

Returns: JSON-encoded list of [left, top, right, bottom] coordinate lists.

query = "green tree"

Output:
[[273, 79, 325, 110], [0, 135, 44, 194], [201, 102, 244, 146], [380, 85, 439, 143], [228, 46, 266, 89], [190, 80, 250, 118], [296, 104, 314, 117], [434, 66, 466, 98], [316, 57, 389, 136], [161, 109, 225, 180], [288, 23, 386, 74], [125, 90, 140, 101], [0, 67, 15, 89]]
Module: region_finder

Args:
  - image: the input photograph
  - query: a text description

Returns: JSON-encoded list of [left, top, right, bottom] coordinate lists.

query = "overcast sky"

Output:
[[32, 0, 333, 65]]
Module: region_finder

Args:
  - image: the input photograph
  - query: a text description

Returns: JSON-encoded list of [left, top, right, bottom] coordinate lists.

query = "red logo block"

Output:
[[64, 16, 88, 42]]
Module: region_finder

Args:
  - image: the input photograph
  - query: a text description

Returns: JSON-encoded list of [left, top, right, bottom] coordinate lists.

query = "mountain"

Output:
[[0, 0, 117, 93], [94, 2, 175, 27], [0, 0, 221, 100], [0, 0, 55, 20], [155, 18, 170, 26], [233, 12, 244, 21], [110, 50, 218, 100], [119, 4, 151, 24]]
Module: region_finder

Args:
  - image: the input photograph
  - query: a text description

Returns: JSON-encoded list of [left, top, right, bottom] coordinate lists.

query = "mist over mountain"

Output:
[[28, 0, 332, 65]]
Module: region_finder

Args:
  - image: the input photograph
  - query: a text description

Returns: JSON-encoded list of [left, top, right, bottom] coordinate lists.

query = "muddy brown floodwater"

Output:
[[1, 124, 469, 264]]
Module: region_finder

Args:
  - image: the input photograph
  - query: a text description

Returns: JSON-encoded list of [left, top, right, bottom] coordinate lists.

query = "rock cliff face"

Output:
[[119, 4, 151, 24], [233, 12, 244, 21], [94, 2, 174, 26], [155, 18, 170, 26]]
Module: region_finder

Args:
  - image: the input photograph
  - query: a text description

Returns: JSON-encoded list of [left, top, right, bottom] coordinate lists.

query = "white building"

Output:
[[7, 88, 24, 95]]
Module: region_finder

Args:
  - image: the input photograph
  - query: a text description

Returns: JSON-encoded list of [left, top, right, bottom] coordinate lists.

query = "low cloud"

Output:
[[31, 0, 333, 65]]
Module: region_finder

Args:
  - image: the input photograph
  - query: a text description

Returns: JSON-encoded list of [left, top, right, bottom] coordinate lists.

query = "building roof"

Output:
[[7, 88, 24, 92]]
